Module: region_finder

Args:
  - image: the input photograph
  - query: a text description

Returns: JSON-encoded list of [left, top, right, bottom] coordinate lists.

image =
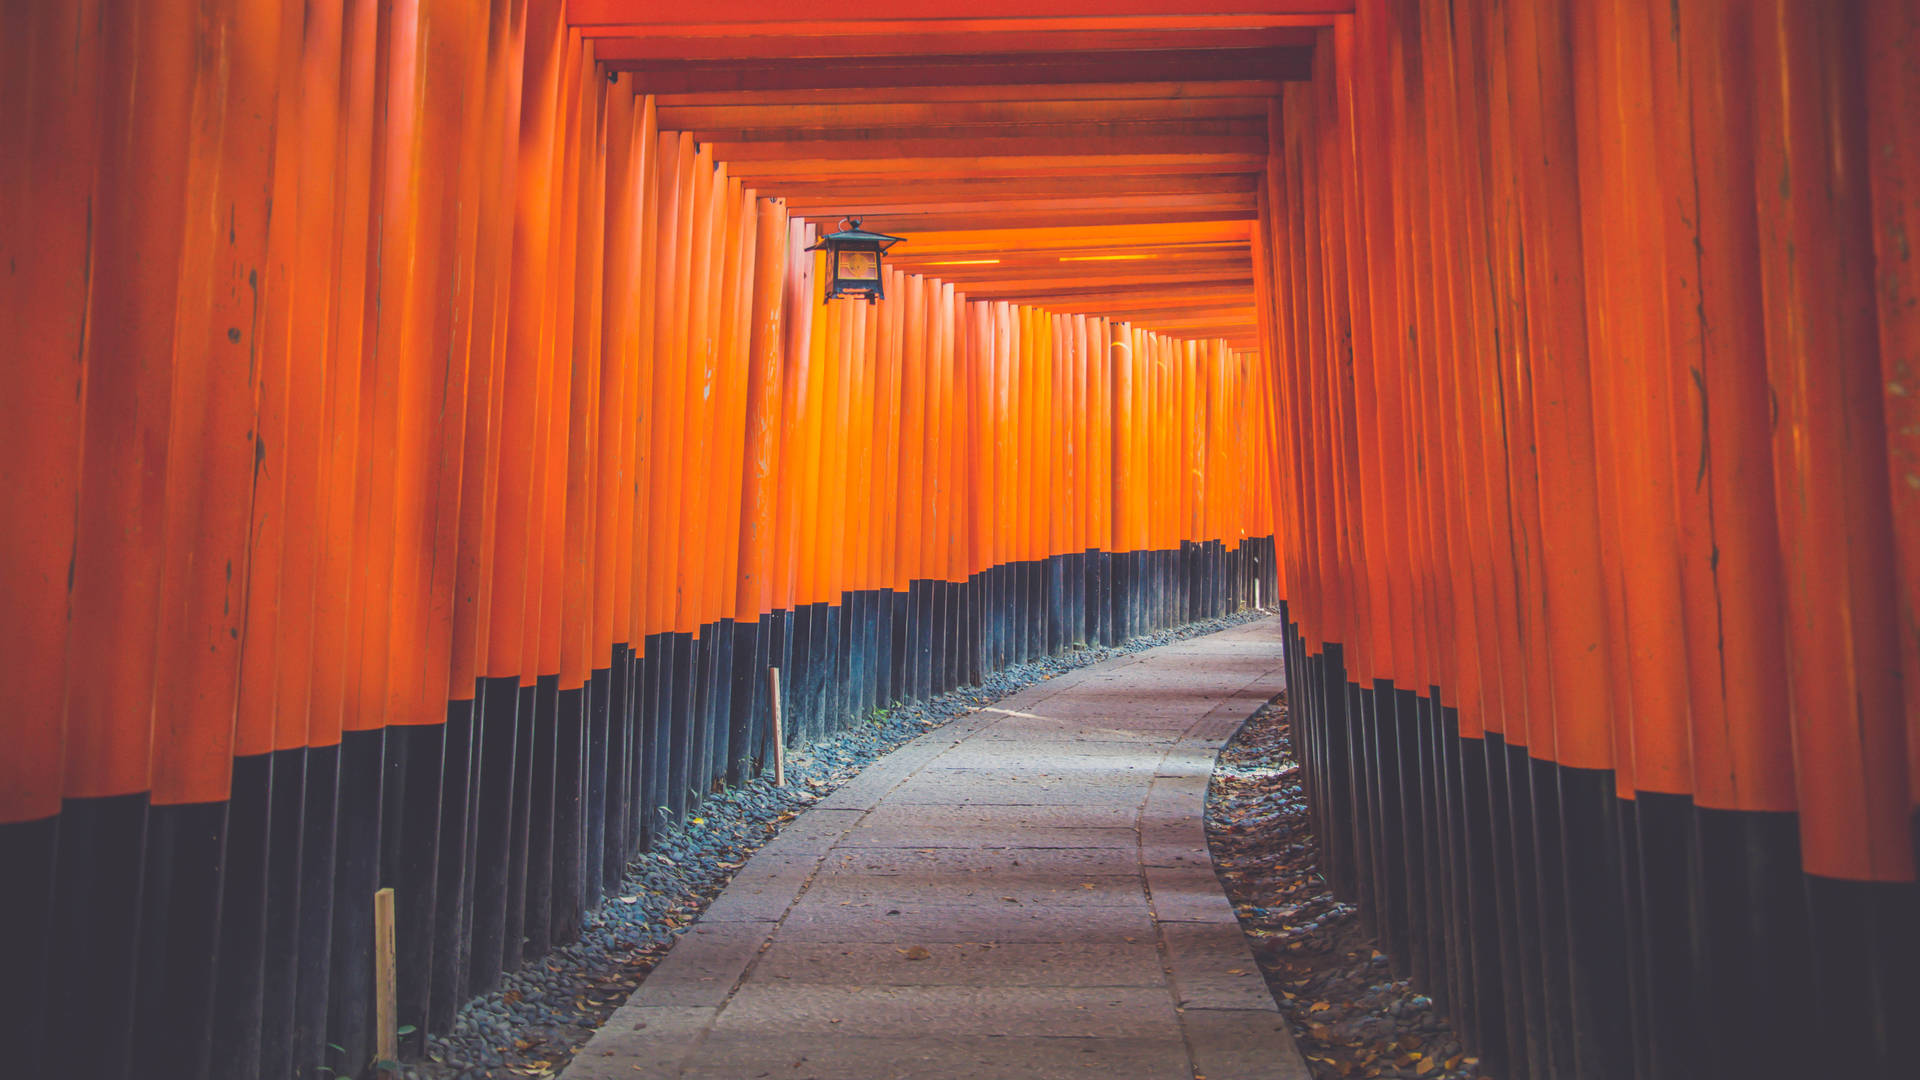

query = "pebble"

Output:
[[405, 607, 1271, 1079]]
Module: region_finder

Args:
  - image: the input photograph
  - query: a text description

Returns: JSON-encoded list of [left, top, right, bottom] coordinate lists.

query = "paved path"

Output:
[[561, 616, 1310, 1080]]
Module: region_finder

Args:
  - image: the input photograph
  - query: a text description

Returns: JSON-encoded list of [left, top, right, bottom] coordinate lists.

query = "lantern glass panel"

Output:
[[839, 248, 880, 281]]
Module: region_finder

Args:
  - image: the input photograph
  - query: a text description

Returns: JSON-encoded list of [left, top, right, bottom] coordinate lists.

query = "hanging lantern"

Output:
[[805, 218, 905, 303]]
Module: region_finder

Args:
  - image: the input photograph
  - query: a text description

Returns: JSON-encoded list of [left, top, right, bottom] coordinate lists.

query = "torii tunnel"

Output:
[[3, 2, 1918, 1079]]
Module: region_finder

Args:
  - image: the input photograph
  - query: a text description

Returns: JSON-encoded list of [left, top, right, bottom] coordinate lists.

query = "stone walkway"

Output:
[[560, 616, 1310, 1080]]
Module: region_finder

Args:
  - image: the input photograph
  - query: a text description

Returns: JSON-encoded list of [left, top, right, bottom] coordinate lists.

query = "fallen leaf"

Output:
[[901, 945, 933, 960]]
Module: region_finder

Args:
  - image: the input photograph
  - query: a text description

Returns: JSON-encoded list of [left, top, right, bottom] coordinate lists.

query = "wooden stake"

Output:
[[768, 666, 785, 786], [374, 886, 398, 1070]]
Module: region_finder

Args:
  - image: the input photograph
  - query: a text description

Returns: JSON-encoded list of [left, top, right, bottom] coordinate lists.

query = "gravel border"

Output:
[[1206, 691, 1492, 1080], [402, 607, 1273, 1080]]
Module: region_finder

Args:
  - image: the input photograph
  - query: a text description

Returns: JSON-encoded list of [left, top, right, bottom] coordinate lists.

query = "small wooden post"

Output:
[[374, 886, 398, 1069], [768, 667, 785, 786]]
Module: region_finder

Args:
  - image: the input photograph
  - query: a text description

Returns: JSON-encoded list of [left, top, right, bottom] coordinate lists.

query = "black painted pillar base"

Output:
[[325, 727, 387, 1076], [551, 683, 587, 945], [209, 749, 270, 1076], [471, 676, 520, 992], [141, 798, 227, 1080], [0, 814, 57, 1077]]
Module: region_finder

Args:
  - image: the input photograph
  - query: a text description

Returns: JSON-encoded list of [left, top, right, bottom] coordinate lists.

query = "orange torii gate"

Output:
[[4, 2, 1919, 1079]]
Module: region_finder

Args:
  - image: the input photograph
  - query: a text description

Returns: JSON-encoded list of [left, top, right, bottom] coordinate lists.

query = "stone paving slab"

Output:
[[1185, 1010, 1316, 1080], [1147, 863, 1244, 925], [776, 900, 1154, 944], [880, 775, 1147, 806], [677, 1034, 1192, 1080], [633, 923, 777, 1007], [836, 823, 1142, 849], [854, 802, 1142, 831], [710, 984, 1181, 1040], [925, 747, 1169, 772], [563, 617, 1309, 1080], [816, 845, 1146, 878], [750, 940, 1167, 987], [696, 854, 824, 923], [798, 871, 1150, 909]]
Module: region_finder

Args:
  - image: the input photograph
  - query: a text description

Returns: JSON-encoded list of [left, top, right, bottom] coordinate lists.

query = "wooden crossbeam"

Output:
[[940, 273, 1254, 295], [881, 220, 1253, 252], [566, 2, 1352, 28], [703, 133, 1266, 162], [653, 80, 1283, 107], [719, 154, 1265, 181], [688, 116, 1264, 147], [591, 28, 1315, 61], [657, 97, 1271, 131], [606, 48, 1313, 90]]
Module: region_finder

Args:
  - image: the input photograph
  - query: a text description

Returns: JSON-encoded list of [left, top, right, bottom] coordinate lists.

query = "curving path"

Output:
[[560, 616, 1309, 1080]]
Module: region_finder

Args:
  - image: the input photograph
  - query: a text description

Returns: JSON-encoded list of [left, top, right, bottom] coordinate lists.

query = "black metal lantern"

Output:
[[805, 218, 905, 303]]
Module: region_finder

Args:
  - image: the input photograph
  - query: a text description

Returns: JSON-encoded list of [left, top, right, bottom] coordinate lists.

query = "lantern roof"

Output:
[[806, 219, 906, 252]]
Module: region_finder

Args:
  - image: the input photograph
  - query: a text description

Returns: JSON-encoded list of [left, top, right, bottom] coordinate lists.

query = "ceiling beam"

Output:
[[607, 48, 1313, 90], [978, 286, 1257, 308], [770, 171, 1259, 194], [656, 96, 1270, 131], [890, 242, 1253, 262], [684, 116, 1264, 147], [703, 132, 1265, 162], [568, 2, 1352, 28], [804, 209, 1249, 232], [591, 28, 1314, 61], [652, 80, 1283, 107], [719, 153, 1264, 181], [939, 273, 1253, 295], [882, 220, 1252, 251]]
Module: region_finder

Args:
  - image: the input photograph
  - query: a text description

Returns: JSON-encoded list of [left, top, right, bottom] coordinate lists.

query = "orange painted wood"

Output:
[[62, 0, 195, 798], [674, 145, 718, 636], [1334, 7, 1394, 688], [658, 97, 1272, 132], [308, 0, 382, 745], [485, 0, 565, 681], [654, 81, 1286, 110], [597, 79, 641, 655], [737, 197, 791, 621], [151, 0, 290, 796], [606, 48, 1312, 91], [646, 130, 694, 633], [626, 96, 662, 648], [565, 2, 1354, 27], [1751, 0, 1912, 883], [769, 223, 816, 613], [590, 28, 1315, 63], [1862, 0, 1920, 814], [560, 36, 607, 689], [794, 247, 831, 606], [0, 1, 101, 820], [1506, 0, 1615, 770]]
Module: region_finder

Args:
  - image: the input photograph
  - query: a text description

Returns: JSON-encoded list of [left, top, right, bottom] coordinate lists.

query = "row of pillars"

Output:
[[1259, 2, 1920, 1079], [0, 2, 1284, 1077]]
